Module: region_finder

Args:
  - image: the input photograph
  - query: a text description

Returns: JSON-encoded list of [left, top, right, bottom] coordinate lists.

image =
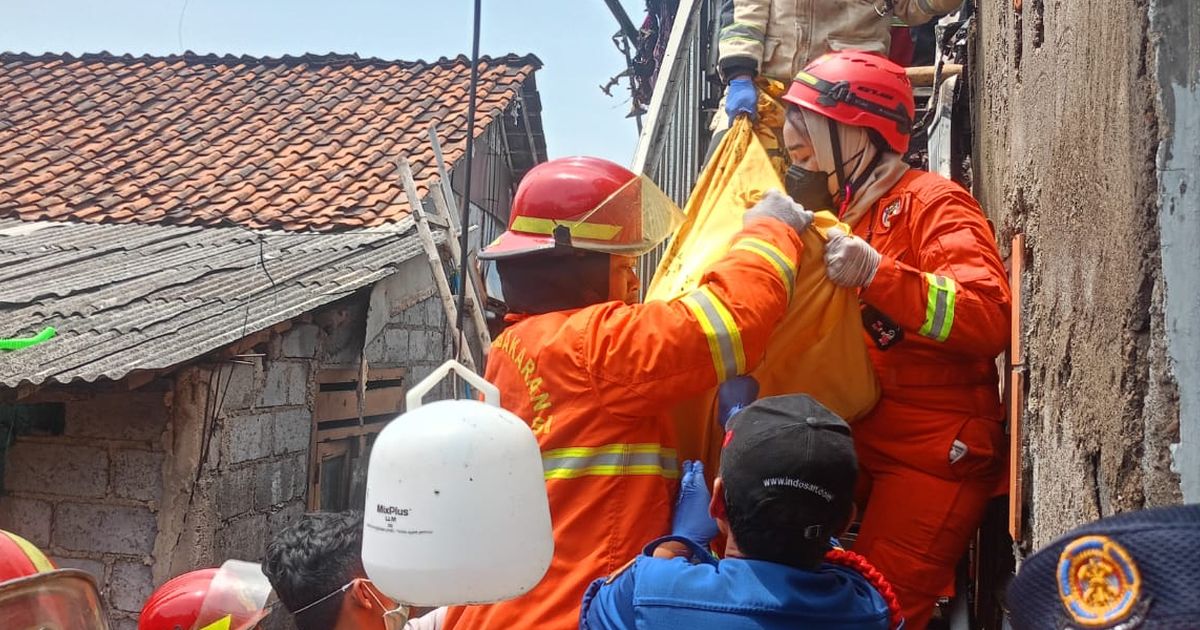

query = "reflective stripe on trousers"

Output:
[[542, 443, 680, 480]]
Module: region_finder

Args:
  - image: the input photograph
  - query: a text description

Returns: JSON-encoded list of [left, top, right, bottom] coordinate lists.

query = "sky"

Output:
[[0, 0, 648, 164]]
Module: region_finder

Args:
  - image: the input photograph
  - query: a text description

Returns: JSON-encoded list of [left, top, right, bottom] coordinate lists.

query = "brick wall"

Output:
[[0, 388, 169, 630]]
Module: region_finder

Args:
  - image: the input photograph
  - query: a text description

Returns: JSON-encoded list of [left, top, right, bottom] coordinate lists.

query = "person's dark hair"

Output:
[[262, 511, 366, 630], [497, 249, 611, 314], [723, 493, 853, 570]]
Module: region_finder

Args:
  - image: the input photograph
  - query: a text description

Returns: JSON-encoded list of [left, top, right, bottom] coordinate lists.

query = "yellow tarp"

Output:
[[646, 116, 880, 470]]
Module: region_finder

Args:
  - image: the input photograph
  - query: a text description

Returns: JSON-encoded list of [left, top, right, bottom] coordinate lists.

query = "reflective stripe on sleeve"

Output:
[[680, 286, 746, 381], [719, 21, 766, 45], [542, 443, 679, 480], [732, 237, 796, 301], [918, 273, 957, 342]]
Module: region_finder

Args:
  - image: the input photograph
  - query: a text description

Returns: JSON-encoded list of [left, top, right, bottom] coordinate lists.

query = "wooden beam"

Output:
[[429, 184, 492, 356], [906, 64, 963, 88], [396, 158, 476, 371], [1008, 233, 1026, 542], [315, 386, 406, 423]]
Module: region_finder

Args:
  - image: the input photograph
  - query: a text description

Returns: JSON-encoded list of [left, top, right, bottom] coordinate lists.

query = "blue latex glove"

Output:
[[717, 375, 760, 430], [725, 78, 757, 121], [671, 460, 719, 547]]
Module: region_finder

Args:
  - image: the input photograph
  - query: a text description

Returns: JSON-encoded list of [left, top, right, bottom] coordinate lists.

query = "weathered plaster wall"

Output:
[[1152, 0, 1200, 503], [975, 0, 1188, 548]]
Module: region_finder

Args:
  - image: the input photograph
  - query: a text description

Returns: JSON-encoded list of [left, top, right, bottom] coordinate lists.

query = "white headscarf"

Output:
[[799, 108, 909, 229]]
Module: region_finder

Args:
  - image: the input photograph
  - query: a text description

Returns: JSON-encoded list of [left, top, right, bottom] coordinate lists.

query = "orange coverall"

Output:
[[443, 217, 803, 630], [848, 169, 1011, 628]]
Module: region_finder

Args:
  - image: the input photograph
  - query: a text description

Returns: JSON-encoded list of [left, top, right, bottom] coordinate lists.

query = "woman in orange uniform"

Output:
[[441, 157, 814, 630], [777, 51, 1011, 629]]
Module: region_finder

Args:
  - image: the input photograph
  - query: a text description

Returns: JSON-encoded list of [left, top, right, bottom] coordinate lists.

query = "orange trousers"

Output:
[[850, 386, 1006, 630]]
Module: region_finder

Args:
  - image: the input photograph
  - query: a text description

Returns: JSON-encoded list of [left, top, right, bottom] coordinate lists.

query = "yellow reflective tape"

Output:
[[542, 443, 676, 460], [733, 237, 796, 300], [703, 287, 747, 376], [510, 216, 623, 241], [199, 615, 233, 630], [681, 287, 746, 381], [544, 465, 681, 481], [794, 71, 820, 87], [918, 273, 957, 342], [681, 292, 730, 381], [7, 533, 53, 573]]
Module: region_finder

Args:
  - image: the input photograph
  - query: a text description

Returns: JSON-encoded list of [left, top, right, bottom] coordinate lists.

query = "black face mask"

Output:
[[784, 164, 835, 212]]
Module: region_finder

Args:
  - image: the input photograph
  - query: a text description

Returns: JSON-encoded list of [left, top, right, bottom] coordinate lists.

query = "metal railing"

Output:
[[630, 0, 721, 290]]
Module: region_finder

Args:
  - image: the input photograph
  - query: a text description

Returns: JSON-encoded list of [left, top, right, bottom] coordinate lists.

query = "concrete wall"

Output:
[[974, 0, 1192, 548], [0, 255, 453, 625], [0, 387, 171, 630]]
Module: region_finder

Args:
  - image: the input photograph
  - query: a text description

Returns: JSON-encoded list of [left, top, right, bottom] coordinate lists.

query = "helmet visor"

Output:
[[484, 174, 684, 259], [192, 560, 274, 630], [0, 569, 109, 630]]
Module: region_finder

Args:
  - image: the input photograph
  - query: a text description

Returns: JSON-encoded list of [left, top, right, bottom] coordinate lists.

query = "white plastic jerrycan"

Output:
[[362, 360, 553, 606]]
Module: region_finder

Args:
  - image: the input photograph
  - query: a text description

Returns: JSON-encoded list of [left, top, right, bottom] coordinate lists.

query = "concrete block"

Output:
[[215, 466, 254, 521], [282, 324, 320, 359], [398, 302, 425, 327], [214, 512, 268, 562], [51, 556, 105, 580], [219, 362, 262, 411], [112, 449, 164, 502], [54, 503, 156, 555], [272, 409, 311, 455], [382, 328, 410, 363], [259, 362, 309, 407], [0, 497, 52, 547], [425, 297, 445, 325], [65, 391, 166, 442], [364, 331, 390, 366], [287, 453, 309, 502], [6, 442, 108, 498], [111, 617, 138, 630], [109, 561, 153, 613], [224, 414, 273, 465], [254, 461, 285, 511], [266, 501, 305, 537], [408, 330, 434, 362]]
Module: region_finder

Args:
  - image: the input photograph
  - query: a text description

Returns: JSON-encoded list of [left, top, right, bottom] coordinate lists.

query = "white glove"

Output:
[[744, 189, 814, 237], [824, 227, 882, 288]]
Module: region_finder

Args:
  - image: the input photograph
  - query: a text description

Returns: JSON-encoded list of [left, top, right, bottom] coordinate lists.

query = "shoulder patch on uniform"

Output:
[[1057, 535, 1143, 627], [606, 556, 638, 584], [880, 200, 903, 230]]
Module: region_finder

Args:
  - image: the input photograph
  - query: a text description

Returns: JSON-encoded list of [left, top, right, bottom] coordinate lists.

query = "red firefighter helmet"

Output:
[[480, 156, 683, 260], [140, 561, 273, 630], [0, 529, 56, 584], [782, 51, 916, 154], [0, 568, 110, 629]]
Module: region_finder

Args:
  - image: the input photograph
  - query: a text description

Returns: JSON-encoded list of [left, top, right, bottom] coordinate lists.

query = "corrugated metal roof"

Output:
[[0, 217, 434, 387]]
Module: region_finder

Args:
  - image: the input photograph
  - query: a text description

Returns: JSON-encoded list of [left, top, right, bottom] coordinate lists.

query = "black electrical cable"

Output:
[[454, 0, 482, 366]]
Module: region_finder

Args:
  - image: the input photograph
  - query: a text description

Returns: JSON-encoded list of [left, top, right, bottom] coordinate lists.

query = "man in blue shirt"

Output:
[[580, 394, 903, 629]]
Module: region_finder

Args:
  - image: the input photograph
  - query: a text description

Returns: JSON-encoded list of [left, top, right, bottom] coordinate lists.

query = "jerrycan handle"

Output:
[[406, 359, 500, 411]]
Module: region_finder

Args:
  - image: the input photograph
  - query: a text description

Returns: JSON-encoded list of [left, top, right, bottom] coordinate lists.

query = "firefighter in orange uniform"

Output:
[[441, 157, 813, 630], [776, 51, 1011, 629]]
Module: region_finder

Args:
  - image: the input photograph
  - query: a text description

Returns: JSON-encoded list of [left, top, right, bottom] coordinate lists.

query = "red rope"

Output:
[[824, 548, 905, 630]]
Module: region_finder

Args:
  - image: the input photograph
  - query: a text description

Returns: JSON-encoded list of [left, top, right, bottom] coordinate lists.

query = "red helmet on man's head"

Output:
[[782, 51, 915, 154], [480, 156, 682, 260], [0, 529, 55, 584]]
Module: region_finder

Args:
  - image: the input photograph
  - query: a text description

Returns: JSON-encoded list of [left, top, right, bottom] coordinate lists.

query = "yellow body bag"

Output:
[[646, 117, 881, 470]]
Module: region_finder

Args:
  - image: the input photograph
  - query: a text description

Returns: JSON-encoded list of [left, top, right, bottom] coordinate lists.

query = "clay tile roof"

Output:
[[0, 51, 543, 231]]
